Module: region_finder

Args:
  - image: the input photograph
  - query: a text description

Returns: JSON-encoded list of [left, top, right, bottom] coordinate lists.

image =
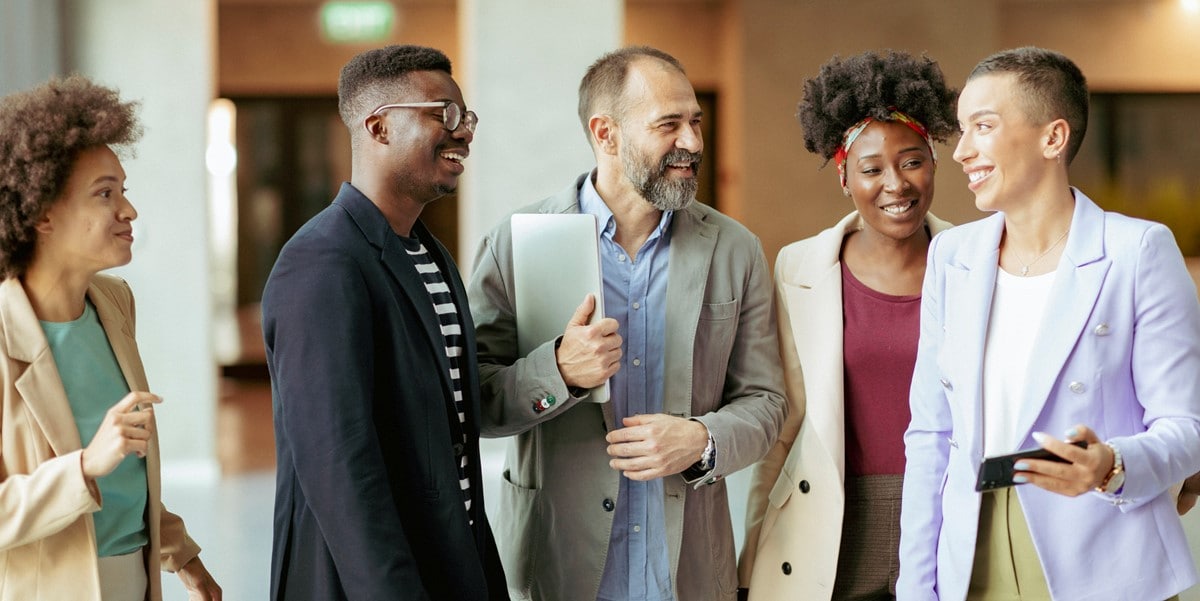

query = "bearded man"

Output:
[[467, 46, 786, 601]]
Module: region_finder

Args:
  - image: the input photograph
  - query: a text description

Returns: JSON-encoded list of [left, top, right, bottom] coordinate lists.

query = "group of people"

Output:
[[1, 38, 1199, 601]]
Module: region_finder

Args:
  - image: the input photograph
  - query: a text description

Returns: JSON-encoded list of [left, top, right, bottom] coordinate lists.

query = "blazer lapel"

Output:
[[89, 280, 149, 392], [663, 206, 719, 418], [944, 214, 1005, 458], [1011, 191, 1110, 447], [1, 279, 83, 454]]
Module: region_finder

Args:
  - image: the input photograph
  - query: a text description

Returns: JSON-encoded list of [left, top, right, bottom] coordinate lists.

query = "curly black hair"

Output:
[[337, 44, 452, 130], [0, 75, 141, 278], [798, 51, 957, 165]]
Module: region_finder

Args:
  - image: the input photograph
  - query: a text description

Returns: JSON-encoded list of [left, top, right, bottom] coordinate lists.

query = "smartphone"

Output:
[[974, 440, 1088, 492]]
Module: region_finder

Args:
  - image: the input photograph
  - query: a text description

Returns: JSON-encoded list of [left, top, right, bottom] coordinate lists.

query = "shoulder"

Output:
[[776, 212, 859, 274], [90, 273, 134, 309], [479, 177, 585, 246]]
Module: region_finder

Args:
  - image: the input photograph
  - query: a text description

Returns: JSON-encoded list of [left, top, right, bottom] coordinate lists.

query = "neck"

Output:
[[1002, 184, 1076, 255], [21, 261, 92, 322], [850, 222, 931, 267], [351, 165, 425, 237], [594, 166, 665, 259]]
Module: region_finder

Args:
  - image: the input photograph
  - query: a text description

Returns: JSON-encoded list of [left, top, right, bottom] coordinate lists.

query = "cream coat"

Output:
[[738, 212, 951, 601], [0, 275, 200, 601]]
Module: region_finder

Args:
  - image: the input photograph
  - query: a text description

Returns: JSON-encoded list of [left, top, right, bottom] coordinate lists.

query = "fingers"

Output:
[[112, 391, 162, 413], [1020, 429, 1110, 496], [566, 294, 596, 327], [1178, 493, 1198, 516]]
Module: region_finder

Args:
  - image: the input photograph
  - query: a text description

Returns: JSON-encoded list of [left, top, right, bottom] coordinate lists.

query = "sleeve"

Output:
[[1106, 224, 1200, 506], [263, 242, 431, 600], [896, 232, 951, 601], [0, 449, 101, 551], [690, 236, 788, 482], [467, 227, 589, 438], [737, 251, 807, 583], [157, 503, 201, 572]]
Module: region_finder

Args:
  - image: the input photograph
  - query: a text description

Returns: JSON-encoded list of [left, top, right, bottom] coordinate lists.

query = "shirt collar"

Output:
[[579, 169, 675, 241]]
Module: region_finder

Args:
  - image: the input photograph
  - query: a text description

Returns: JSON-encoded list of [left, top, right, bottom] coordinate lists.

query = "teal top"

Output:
[[40, 300, 148, 557]]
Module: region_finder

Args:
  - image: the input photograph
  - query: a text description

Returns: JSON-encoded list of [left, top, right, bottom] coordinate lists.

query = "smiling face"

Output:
[[35, 145, 137, 274], [614, 60, 704, 211], [844, 120, 935, 243], [377, 69, 473, 206], [953, 73, 1057, 213]]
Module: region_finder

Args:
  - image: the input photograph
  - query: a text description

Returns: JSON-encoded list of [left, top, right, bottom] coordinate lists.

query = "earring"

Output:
[[842, 187, 851, 198]]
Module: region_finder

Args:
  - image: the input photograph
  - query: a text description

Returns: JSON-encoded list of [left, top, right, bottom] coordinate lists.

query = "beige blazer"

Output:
[[737, 211, 951, 601], [469, 173, 787, 601], [0, 275, 200, 601]]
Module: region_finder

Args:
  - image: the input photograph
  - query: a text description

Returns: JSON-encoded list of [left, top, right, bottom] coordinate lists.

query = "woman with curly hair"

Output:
[[0, 75, 221, 600], [738, 51, 957, 601]]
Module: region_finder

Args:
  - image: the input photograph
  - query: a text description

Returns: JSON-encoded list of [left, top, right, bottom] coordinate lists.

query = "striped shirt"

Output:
[[399, 234, 472, 525]]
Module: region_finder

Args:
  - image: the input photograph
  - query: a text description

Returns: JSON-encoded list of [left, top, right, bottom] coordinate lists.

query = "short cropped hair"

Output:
[[577, 46, 686, 142], [0, 75, 141, 278], [798, 50, 958, 164], [968, 46, 1089, 164], [337, 45, 453, 130]]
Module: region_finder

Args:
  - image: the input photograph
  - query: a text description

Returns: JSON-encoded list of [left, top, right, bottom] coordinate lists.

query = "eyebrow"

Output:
[[964, 109, 1000, 122], [652, 109, 703, 123], [90, 175, 123, 187]]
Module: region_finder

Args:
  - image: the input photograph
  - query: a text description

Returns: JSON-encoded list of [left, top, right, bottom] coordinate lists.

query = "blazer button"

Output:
[[1094, 323, 1110, 336], [781, 562, 792, 575], [799, 480, 811, 493], [452, 443, 465, 458], [940, 378, 953, 391], [1069, 381, 1086, 394], [602, 498, 615, 512]]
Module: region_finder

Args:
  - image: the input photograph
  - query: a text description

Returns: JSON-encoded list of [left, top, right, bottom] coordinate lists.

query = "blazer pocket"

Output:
[[700, 299, 738, 322], [693, 300, 740, 412], [768, 469, 796, 509], [497, 470, 539, 595]]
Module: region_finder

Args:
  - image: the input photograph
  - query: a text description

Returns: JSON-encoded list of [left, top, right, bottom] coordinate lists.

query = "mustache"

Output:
[[658, 149, 702, 172]]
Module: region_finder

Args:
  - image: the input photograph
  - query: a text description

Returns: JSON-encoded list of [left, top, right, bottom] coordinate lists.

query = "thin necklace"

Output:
[[1012, 228, 1069, 276]]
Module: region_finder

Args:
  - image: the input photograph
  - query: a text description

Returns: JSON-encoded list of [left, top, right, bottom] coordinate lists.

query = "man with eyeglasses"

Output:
[[262, 45, 507, 601], [468, 46, 786, 601]]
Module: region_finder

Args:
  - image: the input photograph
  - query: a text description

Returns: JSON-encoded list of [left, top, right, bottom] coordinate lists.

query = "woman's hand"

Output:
[[80, 391, 161, 479], [1012, 425, 1112, 497], [1178, 472, 1200, 515], [177, 556, 222, 601]]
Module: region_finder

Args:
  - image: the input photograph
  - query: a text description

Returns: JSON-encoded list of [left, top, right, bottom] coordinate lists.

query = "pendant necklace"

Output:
[[1013, 228, 1069, 276]]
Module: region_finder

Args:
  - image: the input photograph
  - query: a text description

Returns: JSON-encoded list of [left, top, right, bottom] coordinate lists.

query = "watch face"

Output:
[[1104, 470, 1126, 494]]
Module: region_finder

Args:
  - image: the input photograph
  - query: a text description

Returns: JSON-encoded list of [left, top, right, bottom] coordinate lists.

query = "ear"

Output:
[[362, 113, 389, 144], [1043, 118, 1070, 161], [589, 114, 619, 156]]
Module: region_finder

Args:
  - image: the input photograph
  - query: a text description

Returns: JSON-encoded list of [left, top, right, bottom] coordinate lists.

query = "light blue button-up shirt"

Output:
[[582, 174, 676, 601]]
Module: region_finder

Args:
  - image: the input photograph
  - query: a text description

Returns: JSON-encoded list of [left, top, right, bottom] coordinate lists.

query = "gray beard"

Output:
[[623, 148, 701, 211]]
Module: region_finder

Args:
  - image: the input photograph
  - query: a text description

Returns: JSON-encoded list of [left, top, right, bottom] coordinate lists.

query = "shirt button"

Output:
[[617, 254, 626, 263], [602, 498, 615, 512], [632, 358, 641, 366], [633, 525, 641, 533], [632, 302, 640, 310]]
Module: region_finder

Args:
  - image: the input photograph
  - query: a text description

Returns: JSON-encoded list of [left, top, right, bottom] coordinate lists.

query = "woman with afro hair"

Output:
[[0, 75, 221, 600], [738, 51, 957, 601]]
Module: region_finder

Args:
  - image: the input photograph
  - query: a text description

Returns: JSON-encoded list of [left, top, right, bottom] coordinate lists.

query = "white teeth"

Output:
[[969, 170, 988, 183], [441, 152, 466, 162], [669, 162, 691, 168], [882, 202, 914, 215]]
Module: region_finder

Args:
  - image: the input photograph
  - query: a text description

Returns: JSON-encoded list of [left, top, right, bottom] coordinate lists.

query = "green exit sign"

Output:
[[320, 1, 396, 43]]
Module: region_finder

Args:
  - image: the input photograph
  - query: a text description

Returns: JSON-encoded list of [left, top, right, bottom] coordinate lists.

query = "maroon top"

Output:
[[841, 262, 921, 476]]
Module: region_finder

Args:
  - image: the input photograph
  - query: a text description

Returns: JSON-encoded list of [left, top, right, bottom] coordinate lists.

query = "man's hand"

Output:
[[1012, 426, 1111, 496], [605, 414, 709, 481], [556, 294, 622, 389], [1178, 472, 1200, 515]]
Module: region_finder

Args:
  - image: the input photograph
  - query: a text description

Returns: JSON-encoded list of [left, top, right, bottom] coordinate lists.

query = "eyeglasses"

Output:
[[369, 100, 478, 134]]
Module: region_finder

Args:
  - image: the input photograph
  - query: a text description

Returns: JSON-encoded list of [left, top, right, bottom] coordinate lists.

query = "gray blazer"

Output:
[[468, 172, 787, 601]]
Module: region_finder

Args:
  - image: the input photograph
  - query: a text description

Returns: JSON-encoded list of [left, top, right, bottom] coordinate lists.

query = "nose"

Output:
[[952, 132, 972, 165], [120, 194, 138, 222], [882, 166, 909, 194], [677, 121, 702, 154]]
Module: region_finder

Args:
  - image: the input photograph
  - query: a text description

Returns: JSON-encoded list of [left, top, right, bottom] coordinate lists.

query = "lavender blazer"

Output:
[[898, 189, 1200, 601]]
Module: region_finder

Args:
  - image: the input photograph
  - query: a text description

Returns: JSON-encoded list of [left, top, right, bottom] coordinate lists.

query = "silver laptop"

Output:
[[511, 213, 610, 403]]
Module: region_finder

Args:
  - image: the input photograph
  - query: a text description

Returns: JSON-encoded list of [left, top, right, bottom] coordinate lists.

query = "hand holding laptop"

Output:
[[555, 293, 622, 389]]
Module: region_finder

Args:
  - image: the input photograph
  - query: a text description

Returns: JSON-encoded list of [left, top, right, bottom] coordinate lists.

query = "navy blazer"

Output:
[[263, 183, 507, 601]]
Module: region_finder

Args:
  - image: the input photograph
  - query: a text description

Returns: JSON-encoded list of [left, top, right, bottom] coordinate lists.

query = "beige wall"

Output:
[[218, 3, 458, 96]]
